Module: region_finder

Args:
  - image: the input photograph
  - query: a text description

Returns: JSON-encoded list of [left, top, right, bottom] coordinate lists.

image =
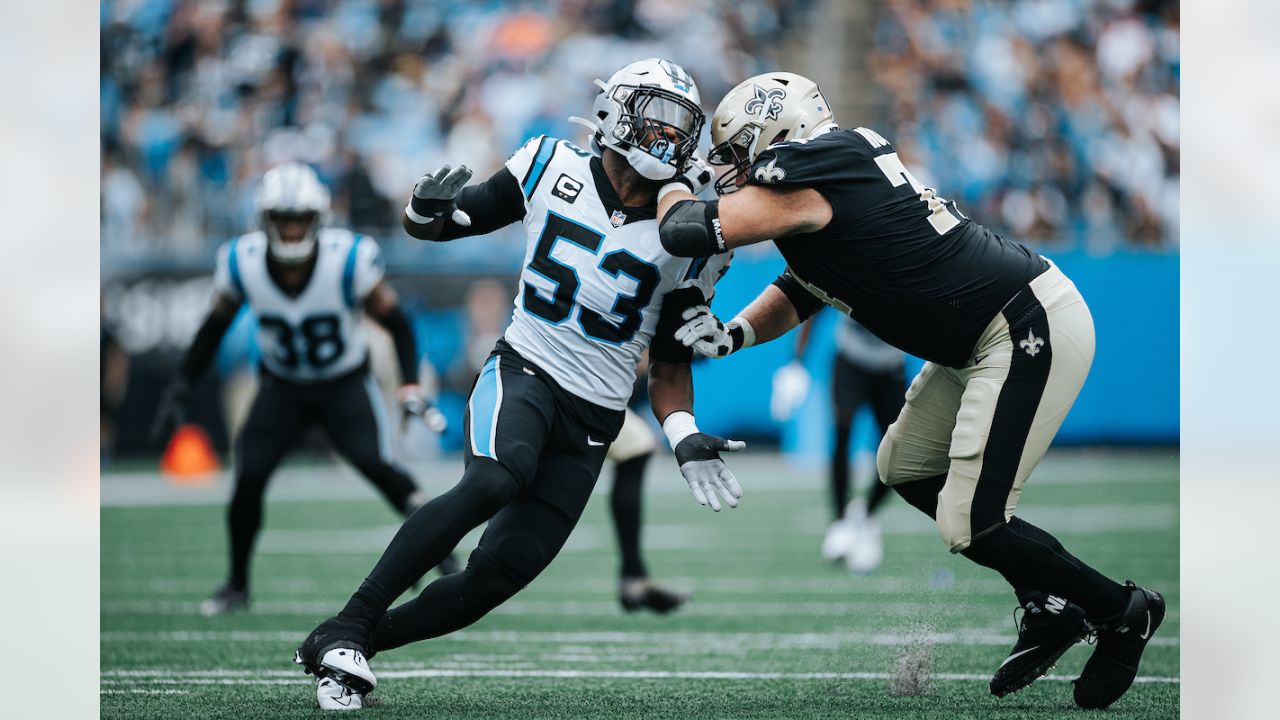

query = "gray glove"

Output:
[[407, 165, 473, 226], [674, 432, 745, 511]]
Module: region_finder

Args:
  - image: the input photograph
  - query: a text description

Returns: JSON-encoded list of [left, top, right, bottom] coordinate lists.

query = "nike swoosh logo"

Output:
[[998, 645, 1040, 669], [1138, 611, 1152, 640], [587, 438, 605, 446]]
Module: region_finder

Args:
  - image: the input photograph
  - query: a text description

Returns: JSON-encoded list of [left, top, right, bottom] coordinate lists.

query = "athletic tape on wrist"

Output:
[[658, 182, 691, 204], [404, 203, 434, 225], [662, 410, 699, 450], [730, 316, 756, 349]]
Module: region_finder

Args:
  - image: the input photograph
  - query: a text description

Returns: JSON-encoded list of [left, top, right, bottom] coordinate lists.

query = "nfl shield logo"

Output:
[[610, 210, 627, 227]]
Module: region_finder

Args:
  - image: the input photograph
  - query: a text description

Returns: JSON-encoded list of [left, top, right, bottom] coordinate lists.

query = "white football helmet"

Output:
[[570, 58, 705, 181], [254, 162, 331, 265], [707, 72, 835, 194]]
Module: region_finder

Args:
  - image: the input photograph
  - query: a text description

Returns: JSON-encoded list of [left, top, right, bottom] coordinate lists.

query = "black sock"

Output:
[[962, 517, 1128, 620], [226, 474, 268, 592], [371, 555, 521, 653], [611, 453, 650, 579], [338, 459, 520, 628], [891, 476, 1045, 607], [831, 418, 853, 520], [865, 472, 891, 515]]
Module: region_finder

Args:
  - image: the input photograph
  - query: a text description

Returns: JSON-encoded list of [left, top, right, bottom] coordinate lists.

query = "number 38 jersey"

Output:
[[501, 136, 731, 410], [212, 229, 384, 383]]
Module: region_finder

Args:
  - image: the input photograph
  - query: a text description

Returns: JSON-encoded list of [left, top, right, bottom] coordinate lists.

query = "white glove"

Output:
[[674, 433, 746, 511], [675, 153, 714, 196], [770, 362, 812, 421], [398, 385, 448, 433], [407, 165, 473, 226], [674, 305, 749, 358]]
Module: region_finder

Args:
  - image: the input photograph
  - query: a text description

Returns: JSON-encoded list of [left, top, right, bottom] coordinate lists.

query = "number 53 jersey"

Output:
[[502, 136, 732, 410], [212, 229, 384, 383]]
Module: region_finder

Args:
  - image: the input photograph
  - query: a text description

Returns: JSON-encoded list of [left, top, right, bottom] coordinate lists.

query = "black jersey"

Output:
[[749, 126, 1048, 368]]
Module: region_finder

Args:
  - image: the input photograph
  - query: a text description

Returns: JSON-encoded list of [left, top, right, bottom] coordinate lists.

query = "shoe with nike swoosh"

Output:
[[990, 595, 1089, 697], [1073, 582, 1166, 709]]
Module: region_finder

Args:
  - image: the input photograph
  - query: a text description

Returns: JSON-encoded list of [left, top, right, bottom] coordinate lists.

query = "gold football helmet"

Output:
[[707, 72, 835, 194]]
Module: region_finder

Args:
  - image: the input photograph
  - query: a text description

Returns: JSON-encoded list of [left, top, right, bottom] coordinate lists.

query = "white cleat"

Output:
[[318, 647, 377, 694], [845, 510, 884, 575], [317, 677, 363, 710], [821, 519, 855, 561]]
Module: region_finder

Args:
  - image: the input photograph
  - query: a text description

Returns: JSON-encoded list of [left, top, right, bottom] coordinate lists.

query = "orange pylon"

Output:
[[160, 424, 221, 485]]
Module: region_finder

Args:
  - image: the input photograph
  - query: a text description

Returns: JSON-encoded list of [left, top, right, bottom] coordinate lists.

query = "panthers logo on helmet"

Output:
[[754, 158, 786, 183], [744, 85, 786, 121]]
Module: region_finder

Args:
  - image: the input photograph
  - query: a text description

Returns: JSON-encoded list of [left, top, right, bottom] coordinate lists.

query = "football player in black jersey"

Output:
[[654, 72, 1164, 710]]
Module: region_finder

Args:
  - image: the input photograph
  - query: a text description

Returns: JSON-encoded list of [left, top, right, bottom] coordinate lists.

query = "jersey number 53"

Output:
[[522, 213, 660, 345]]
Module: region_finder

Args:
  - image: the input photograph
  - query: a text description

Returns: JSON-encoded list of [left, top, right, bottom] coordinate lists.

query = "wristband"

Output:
[[661, 410, 699, 451], [728, 315, 756, 350], [404, 203, 434, 225], [658, 182, 691, 203]]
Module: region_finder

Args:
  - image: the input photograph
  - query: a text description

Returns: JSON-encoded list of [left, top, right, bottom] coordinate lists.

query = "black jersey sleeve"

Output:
[[649, 285, 708, 364], [746, 129, 888, 226], [437, 166, 527, 240], [772, 268, 826, 321]]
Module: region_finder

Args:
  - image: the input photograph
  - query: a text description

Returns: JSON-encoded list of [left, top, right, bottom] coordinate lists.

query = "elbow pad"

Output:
[[659, 199, 726, 257]]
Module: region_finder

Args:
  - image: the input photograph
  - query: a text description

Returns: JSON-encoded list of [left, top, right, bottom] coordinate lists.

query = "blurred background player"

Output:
[[774, 314, 905, 573], [151, 163, 457, 616]]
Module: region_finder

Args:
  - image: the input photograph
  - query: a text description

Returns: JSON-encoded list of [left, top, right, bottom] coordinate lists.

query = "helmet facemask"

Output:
[[609, 84, 705, 180], [709, 125, 763, 195], [263, 209, 322, 265]]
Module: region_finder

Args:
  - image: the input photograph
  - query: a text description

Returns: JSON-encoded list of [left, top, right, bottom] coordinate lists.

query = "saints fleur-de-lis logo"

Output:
[[754, 158, 786, 183], [1019, 329, 1045, 357], [744, 85, 786, 121]]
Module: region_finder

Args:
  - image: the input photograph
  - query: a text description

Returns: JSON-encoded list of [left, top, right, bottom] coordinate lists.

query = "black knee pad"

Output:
[[891, 475, 945, 519]]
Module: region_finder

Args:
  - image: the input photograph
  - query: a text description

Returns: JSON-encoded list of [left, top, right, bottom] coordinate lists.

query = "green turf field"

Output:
[[101, 450, 1178, 719]]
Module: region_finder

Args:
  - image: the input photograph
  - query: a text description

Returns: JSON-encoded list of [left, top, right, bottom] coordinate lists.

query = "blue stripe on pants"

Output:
[[469, 356, 501, 459]]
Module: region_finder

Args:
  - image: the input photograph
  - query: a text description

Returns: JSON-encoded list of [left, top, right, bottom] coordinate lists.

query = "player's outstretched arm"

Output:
[[656, 183, 832, 257], [365, 281, 446, 433], [403, 165, 526, 242], [648, 360, 745, 512], [150, 293, 240, 442], [675, 284, 804, 359]]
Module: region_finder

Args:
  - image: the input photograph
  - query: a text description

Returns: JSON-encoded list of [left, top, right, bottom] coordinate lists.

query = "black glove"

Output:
[[150, 378, 191, 444], [674, 432, 745, 511]]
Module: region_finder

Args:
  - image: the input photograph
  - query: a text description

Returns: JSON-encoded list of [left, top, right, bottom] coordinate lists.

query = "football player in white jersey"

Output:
[[151, 163, 458, 617], [293, 59, 739, 709]]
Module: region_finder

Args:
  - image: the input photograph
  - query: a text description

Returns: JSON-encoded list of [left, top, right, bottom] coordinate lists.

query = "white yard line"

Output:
[[100, 668, 1180, 685], [100, 628, 1179, 648]]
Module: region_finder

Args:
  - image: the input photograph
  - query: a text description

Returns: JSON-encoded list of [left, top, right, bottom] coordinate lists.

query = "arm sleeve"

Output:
[[772, 268, 826, 321], [437, 166, 527, 240], [179, 309, 237, 384], [648, 252, 736, 363], [371, 305, 419, 386]]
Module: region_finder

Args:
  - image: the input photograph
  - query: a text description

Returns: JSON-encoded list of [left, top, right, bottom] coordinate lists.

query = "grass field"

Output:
[[101, 449, 1178, 719]]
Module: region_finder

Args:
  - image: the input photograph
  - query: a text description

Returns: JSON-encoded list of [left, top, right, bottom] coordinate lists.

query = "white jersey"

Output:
[[213, 228, 385, 383], [501, 135, 732, 410]]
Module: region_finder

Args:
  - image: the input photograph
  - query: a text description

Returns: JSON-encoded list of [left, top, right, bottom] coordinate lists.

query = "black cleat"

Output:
[[619, 577, 690, 615], [294, 615, 377, 695], [1073, 582, 1166, 709], [990, 595, 1089, 698], [199, 584, 249, 617]]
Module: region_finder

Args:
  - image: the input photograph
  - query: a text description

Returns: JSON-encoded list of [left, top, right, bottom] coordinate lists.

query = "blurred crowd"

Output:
[[101, 0, 810, 269], [870, 0, 1179, 249]]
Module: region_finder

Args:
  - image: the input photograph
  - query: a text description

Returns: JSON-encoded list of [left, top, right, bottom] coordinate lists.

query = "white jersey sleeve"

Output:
[[349, 234, 386, 304], [212, 239, 245, 304], [504, 135, 556, 203]]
